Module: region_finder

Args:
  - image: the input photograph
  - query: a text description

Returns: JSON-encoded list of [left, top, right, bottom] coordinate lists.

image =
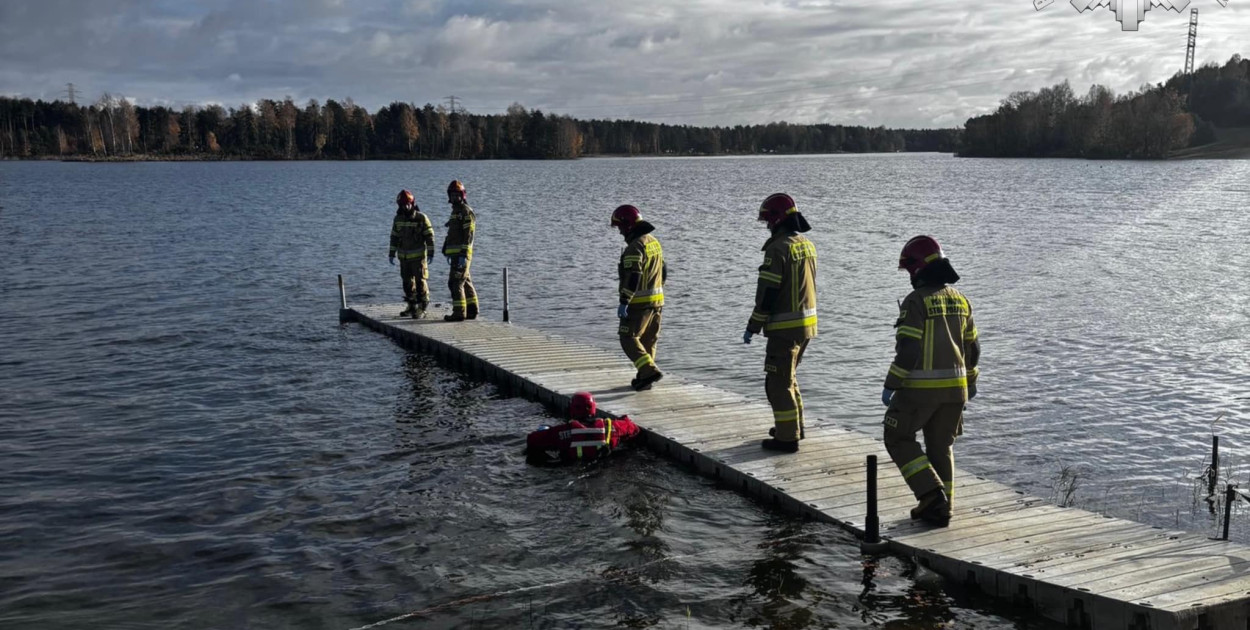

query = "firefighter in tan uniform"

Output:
[[442, 180, 478, 321], [882, 235, 980, 527], [611, 205, 667, 391], [743, 193, 817, 453], [388, 190, 435, 318]]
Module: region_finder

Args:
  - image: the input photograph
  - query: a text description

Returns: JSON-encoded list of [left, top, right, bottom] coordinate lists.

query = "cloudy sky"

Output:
[[0, 0, 1245, 128]]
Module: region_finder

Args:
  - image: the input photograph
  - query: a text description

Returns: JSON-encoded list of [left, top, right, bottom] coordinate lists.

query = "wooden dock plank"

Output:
[[345, 302, 1250, 630]]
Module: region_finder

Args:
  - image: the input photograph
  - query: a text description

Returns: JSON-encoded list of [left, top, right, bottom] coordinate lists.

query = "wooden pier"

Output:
[[343, 300, 1250, 630]]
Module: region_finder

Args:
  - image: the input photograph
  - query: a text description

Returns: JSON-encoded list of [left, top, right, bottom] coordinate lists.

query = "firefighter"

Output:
[[388, 190, 435, 318], [611, 204, 667, 391], [442, 180, 478, 321], [743, 193, 817, 453], [525, 391, 642, 465], [881, 235, 980, 528]]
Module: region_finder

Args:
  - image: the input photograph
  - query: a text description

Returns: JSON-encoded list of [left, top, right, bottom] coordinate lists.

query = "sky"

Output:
[[0, 0, 1245, 129]]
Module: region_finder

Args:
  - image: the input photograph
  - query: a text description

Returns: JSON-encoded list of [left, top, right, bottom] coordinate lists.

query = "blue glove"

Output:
[[426, 253, 434, 264], [388, 255, 395, 266], [445, 256, 453, 267], [457, 256, 467, 268], [881, 388, 895, 407], [617, 304, 628, 319], [743, 329, 754, 344], [968, 382, 977, 400]]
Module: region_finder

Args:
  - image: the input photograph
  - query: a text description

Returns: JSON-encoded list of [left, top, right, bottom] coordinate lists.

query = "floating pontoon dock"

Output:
[[342, 297, 1250, 630]]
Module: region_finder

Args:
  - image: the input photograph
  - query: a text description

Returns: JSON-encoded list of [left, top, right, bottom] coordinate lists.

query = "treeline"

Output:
[[0, 96, 959, 160], [959, 54, 1250, 159]]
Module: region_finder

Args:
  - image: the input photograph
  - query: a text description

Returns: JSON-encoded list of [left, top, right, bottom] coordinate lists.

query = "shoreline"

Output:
[[4, 150, 932, 163]]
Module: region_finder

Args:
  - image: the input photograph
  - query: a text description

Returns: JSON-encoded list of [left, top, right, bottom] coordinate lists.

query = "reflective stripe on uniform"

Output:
[[896, 325, 923, 340], [758, 270, 782, 284], [750, 310, 768, 323], [764, 308, 817, 331], [900, 455, 931, 479], [444, 245, 474, 256], [888, 364, 910, 379], [633, 354, 654, 368], [397, 247, 431, 260], [571, 422, 612, 450], [772, 408, 800, 423], [925, 320, 935, 370], [629, 287, 663, 305], [903, 367, 968, 389], [964, 326, 979, 342]]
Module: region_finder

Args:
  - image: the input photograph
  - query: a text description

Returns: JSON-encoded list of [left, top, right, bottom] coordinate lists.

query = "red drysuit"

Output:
[[526, 416, 641, 464]]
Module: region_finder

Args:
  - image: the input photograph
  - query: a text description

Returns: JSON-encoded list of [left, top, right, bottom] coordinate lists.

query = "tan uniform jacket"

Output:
[[884, 285, 980, 403], [442, 203, 476, 259], [619, 233, 664, 308], [748, 231, 818, 340], [390, 210, 434, 260]]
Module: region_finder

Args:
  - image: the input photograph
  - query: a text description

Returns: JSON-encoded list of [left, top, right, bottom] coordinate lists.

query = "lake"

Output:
[[2, 155, 1247, 628]]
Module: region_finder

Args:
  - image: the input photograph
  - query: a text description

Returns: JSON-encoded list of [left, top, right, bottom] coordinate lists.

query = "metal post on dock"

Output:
[[338, 274, 349, 323], [861, 454, 888, 553], [503, 267, 510, 323], [1224, 484, 1236, 541], [1209, 436, 1220, 498]]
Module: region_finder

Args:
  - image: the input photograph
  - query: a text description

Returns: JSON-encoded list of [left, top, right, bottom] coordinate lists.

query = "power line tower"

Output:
[[444, 96, 464, 158], [63, 83, 77, 105], [1184, 8, 1198, 75]]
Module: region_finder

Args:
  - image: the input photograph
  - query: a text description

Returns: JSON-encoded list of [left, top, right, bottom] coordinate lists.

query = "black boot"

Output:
[[466, 304, 478, 320], [913, 488, 951, 527], [444, 312, 465, 322], [761, 438, 799, 453], [769, 427, 806, 440], [631, 371, 663, 391], [399, 301, 416, 317], [411, 302, 427, 319]]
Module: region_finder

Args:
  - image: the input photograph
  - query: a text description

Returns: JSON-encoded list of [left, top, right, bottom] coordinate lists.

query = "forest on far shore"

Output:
[[958, 54, 1249, 159], [0, 94, 958, 160], [3, 53, 1244, 161]]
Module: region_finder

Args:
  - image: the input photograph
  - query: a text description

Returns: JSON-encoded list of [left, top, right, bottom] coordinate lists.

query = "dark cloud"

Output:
[[0, 0, 1244, 127]]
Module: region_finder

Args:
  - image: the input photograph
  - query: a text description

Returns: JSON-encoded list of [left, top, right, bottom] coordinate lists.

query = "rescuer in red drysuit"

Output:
[[525, 392, 641, 464]]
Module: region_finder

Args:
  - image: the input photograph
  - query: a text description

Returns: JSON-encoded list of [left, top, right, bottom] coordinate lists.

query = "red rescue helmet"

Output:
[[396, 189, 415, 207], [447, 180, 466, 202], [758, 193, 797, 229], [899, 235, 945, 280], [569, 391, 596, 419], [610, 204, 641, 232]]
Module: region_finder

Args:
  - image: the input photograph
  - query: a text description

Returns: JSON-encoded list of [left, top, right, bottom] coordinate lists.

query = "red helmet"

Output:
[[758, 193, 797, 229], [396, 189, 414, 207], [447, 180, 466, 202], [569, 391, 596, 419], [610, 204, 641, 231], [899, 235, 945, 280]]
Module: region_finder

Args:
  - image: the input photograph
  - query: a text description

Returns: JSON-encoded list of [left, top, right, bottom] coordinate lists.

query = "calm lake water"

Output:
[[1, 155, 1248, 629]]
